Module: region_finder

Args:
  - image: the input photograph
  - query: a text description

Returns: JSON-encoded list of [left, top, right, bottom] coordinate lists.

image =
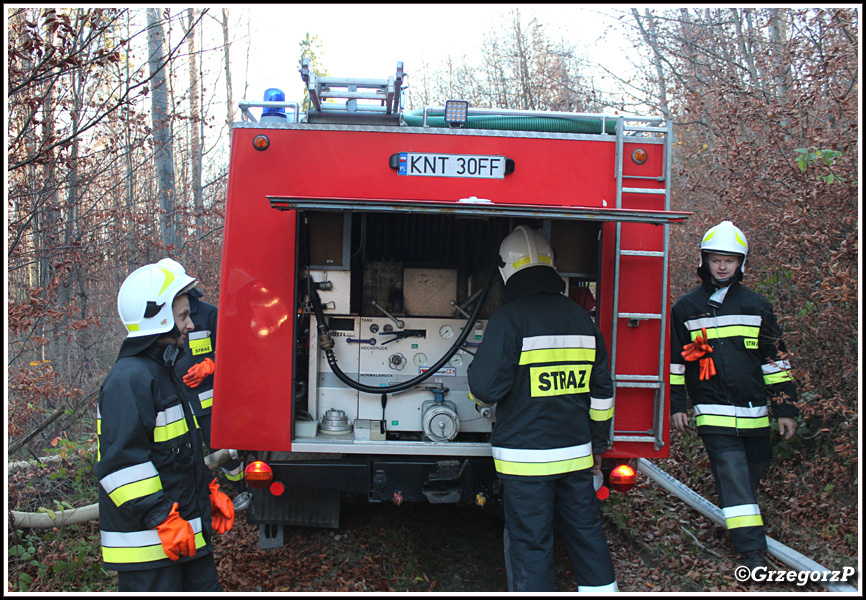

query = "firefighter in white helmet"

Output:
[[157, 259, 249, 509], [95, 260, 234, 591], [468, 225, 618, 592], [670, 221, 798, 571]]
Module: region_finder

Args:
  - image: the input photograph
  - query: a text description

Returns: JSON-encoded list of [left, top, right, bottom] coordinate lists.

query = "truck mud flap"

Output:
[[249, 484, 341, 539]]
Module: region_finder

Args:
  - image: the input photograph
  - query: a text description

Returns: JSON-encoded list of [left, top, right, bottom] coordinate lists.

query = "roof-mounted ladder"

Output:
[[300, 58, 404, 124], [609, 116, 673, 451]]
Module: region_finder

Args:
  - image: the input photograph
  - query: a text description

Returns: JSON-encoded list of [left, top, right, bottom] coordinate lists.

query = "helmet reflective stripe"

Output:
[[117, 261, 196, 338], [498, 225, 555, 284]]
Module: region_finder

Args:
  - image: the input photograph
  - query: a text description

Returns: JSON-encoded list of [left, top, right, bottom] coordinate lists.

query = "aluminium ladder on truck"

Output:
[[610, 116, 673, 451]]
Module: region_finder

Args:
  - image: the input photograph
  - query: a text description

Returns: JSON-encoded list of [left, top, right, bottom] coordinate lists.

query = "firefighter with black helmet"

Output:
[[468, 225, 618, 592], [670, 220, 798, 570], [95, 260, 234, 591]]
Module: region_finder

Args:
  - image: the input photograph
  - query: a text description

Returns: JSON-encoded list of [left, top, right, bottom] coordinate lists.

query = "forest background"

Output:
[[5, 6, 860, 592]]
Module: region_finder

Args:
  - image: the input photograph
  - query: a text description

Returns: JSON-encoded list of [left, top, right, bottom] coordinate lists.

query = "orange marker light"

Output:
[[253, 134, 270, 151], [609, 464, 637, 492], [631, 148, 648, 164], [244, 460, 274, 489]]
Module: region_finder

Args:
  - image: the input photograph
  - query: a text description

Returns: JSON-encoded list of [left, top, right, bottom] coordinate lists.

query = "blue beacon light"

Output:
[[262, 88, 286, 120]]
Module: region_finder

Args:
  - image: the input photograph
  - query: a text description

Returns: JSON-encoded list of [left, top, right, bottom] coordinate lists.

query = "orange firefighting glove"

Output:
[[681, 327, 716, 381], [183, 358, 215, 388], [209, 479, 235, 534], [156, 502, 197, 561]]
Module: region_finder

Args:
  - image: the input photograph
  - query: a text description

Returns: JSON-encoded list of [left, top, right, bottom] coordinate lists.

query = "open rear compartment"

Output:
[[293, 210, 602, 450]]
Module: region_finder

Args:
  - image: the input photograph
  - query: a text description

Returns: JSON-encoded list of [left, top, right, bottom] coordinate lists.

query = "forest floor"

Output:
[[6, 427, 860, 593]]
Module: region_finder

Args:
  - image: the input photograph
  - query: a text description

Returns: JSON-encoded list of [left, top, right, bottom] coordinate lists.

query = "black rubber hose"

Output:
[[309, 266, 497, 395]]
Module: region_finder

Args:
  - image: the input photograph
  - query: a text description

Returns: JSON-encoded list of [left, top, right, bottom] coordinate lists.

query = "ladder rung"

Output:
[[320, 90, 386, 101], [614, 381, 662, 389], [622, 187, 666, 195], [618, 312, 662, 320], [613, 434, 657, 443], [624, 126, 668, 134], [620, 250, 664, 257]]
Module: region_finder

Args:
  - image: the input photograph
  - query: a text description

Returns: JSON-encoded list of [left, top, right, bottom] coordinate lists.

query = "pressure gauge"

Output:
[[439, 324, 454, 339], [448, 353, 464, 368], [413, 353, 428, 367]]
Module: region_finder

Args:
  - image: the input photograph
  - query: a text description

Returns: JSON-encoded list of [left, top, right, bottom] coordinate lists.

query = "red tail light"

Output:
[[244, 460, 274, 489], [609, 464, 637, 492]]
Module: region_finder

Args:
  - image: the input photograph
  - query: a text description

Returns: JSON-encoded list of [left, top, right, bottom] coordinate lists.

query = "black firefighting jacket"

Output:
[[468, 267, 614, 480], [174, 289, 218, 418], [95, 339, 213, 571], [670, 277, 798, 437]]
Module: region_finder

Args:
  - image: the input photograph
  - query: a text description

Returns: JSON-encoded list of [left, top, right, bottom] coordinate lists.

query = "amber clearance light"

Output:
[[609, 464, 637, 492], [631, 148, 648, 164], [244, 460, 274, 489], [252, 134, 270, 151]]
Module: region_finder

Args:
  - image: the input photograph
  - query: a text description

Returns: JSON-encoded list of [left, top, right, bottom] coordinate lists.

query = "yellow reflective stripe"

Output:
[[764, 371, 793, 384], [692, 325, 760, 341], [198, 389, 214, 410], [737, 416, 771, 429], [726, 515, 764, 529], [101, 526, 206, 564], [590, 407, 614, 421], [494, 454, 593, 476], [590, 396, 614, 422], [126, 323, 139, 332], [696, 415, 770, 429], [108, 476, 162, 507], [518, 347, 595, 365], [512, 254, 552, 270], [225, 471, 244, 482], [153, 405, 189, 443], [670, 374, 685, 385], [158, 268, 175, 295]]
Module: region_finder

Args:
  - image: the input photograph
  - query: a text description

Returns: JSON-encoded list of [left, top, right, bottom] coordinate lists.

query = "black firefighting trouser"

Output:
[[702, 433, 772, 555], [501, 470, 617, 592], [117, 552, 222, 592]]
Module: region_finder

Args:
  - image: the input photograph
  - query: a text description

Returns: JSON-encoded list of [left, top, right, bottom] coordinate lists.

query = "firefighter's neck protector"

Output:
[[498, 225, 555, 284], [118, 261, 197, 338]]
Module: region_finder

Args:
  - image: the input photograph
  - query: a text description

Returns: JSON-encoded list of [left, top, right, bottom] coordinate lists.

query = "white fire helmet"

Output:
[[117, 260, 197, 337], [498, 225, 555, 284], [699, 220, 749, 273]]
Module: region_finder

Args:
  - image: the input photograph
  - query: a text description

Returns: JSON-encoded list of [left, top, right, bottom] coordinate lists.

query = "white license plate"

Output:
[[397, 153, 507, 179]]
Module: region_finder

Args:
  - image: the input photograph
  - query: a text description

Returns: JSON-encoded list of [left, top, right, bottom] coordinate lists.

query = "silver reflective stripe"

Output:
[[100, 462, 159, 495], [693, 404, 768, 418], [198, 388, 214, 402], [670, 363, 685, 375], [578, 581, 619, 592], [189, 330, 211, 340], [492, 442, 592, 464], [155, 404, 185, 427], [590, 396, 614, 411], [521, 334, 595, 351], [100, 517, 203, 547], [722, 504, 761, 519], [762, 360, 791, 374], [685, 314, 762, 331]]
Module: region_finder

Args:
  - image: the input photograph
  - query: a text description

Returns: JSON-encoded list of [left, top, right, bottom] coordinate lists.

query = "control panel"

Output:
[[307, 314, 493, 441]]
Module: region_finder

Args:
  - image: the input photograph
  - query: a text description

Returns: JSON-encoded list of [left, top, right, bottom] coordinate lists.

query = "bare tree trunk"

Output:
[[187, 9, 203, 241], [146, 8, 178, 249], [221, 8, 235, 132], [632, 8, 672, 121]]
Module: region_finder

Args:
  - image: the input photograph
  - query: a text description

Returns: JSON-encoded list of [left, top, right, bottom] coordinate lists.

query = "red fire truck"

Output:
[[211, 59, 689, 546]]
